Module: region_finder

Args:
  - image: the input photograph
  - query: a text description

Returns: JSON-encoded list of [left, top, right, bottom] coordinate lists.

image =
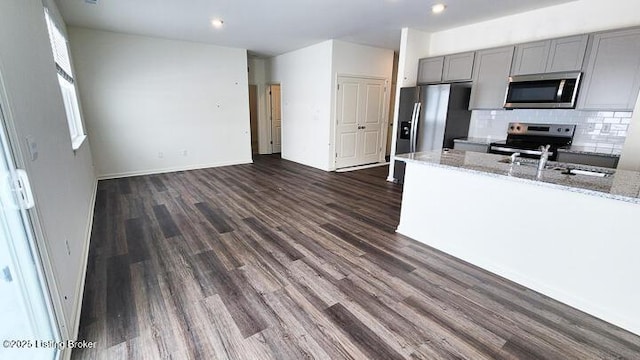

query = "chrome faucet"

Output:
[[538, 144, 551, 171], [510, 152, 521, 164]]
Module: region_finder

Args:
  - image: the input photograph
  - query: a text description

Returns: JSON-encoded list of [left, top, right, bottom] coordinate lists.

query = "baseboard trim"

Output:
[[336, 161, 389, 173], [62, 177, 98, 360], [97, 159, 253, 180]]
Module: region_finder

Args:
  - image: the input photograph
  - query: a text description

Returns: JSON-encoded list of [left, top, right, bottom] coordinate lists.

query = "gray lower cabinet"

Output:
[[511, 35, 588, 75], [453, 141, 488, 153], [578, 28, 640, 111], [443, 52, 475, 82], [417, 57, 444, 83], [557, 151, 619, 168], [469, 46, 515, 109]]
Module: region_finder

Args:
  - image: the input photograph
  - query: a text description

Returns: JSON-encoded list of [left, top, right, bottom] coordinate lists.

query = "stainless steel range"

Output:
[[489, 122, 576, 161]]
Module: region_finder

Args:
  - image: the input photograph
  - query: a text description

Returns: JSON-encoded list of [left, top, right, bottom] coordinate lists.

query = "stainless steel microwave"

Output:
[[504, 71, 582, 109]]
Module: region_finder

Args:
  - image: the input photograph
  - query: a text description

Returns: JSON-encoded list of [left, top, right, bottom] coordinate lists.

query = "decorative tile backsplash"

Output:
[[468, 109, 633, 154]]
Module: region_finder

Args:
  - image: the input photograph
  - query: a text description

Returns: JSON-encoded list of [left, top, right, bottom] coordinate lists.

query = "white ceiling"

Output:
[[54, 0, 576, 57]]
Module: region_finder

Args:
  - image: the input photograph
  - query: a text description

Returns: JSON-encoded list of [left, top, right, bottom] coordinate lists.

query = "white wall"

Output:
[[0, 0, 97, 341], [269, 41, 334, 170], [268, 40, 394, 171], [248, 57, 272, 155], [330, 40, 394, 79], [68, 28, 252, 178], [329, 40, 394, 170], [396, 28, 431, 88], [427, 0, 640, 171], [387, 28, 431, 181]]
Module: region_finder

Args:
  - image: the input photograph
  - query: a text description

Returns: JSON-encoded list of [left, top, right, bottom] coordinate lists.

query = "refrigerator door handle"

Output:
[[408, 103, 418, 152], [411, 102, 421, 153]]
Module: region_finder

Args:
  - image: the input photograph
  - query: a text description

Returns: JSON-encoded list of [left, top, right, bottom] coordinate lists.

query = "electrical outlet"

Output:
[[65, 239, 71, 256], [180, 150, 188, 156], [602, 124, 611, 133], [158, 152, 164, 159]]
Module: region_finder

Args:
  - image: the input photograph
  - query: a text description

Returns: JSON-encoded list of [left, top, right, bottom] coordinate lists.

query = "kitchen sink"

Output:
[[498, 157, 556, 169], [498, 157, 615, 177]]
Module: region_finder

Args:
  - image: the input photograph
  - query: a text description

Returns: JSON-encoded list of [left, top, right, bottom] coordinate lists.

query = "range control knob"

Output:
[[565, 128, 571, 132]]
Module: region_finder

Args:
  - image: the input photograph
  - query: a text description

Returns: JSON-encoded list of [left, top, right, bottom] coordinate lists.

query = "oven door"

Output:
[[504, 72, 581, 109]]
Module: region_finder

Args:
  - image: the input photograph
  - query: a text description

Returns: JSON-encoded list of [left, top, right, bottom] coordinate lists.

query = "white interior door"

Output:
[[335, 76, 386, 168], [335, 78, 360, 168], [361, 80, 385, 164], [0, 102, 59, 360], [269, 85, 282, 153]]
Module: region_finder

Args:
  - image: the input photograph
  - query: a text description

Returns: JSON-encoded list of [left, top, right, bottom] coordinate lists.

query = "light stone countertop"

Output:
[[396, 149, 640, 204]]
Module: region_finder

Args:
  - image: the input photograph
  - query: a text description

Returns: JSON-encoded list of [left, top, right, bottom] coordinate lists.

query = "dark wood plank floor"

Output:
[[73, 155, 640, 359]]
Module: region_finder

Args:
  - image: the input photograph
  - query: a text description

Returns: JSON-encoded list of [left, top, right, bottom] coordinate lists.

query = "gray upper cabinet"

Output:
[[417, 57, 444, 83], [578, 28, 640, 111], [511, 41, 550, 75], [469, 46, 515, 109], [511, 35, 588, 75], [442, 52, 475, 82], [546, 35, 588, 73]]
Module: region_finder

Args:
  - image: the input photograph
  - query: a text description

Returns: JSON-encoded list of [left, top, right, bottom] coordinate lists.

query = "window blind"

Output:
[[43, 8, 86, 150], [44, 9, 73, 82]]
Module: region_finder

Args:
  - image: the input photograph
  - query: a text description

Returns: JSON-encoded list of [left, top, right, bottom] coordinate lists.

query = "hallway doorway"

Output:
[[248, 85, 259, 155]]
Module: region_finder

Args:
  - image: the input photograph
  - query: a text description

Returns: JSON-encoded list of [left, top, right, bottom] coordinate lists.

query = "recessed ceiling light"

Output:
[[432, 3, 446, 14], [211, 19, 224, 28]]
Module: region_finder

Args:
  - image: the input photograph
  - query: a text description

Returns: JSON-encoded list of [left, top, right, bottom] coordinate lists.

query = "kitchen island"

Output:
[[395, 149, 640, 336]]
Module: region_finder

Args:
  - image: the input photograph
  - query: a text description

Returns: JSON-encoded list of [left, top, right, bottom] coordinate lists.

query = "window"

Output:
[[44, 9, 86, 150]]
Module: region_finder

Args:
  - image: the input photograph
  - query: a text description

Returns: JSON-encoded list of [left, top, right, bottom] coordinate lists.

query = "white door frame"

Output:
[[332, 74, 389, 170], [0, 70, 67, 354]]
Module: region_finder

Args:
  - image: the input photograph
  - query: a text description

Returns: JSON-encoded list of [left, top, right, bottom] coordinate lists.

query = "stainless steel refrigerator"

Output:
[[393, 83, 472, 184]]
